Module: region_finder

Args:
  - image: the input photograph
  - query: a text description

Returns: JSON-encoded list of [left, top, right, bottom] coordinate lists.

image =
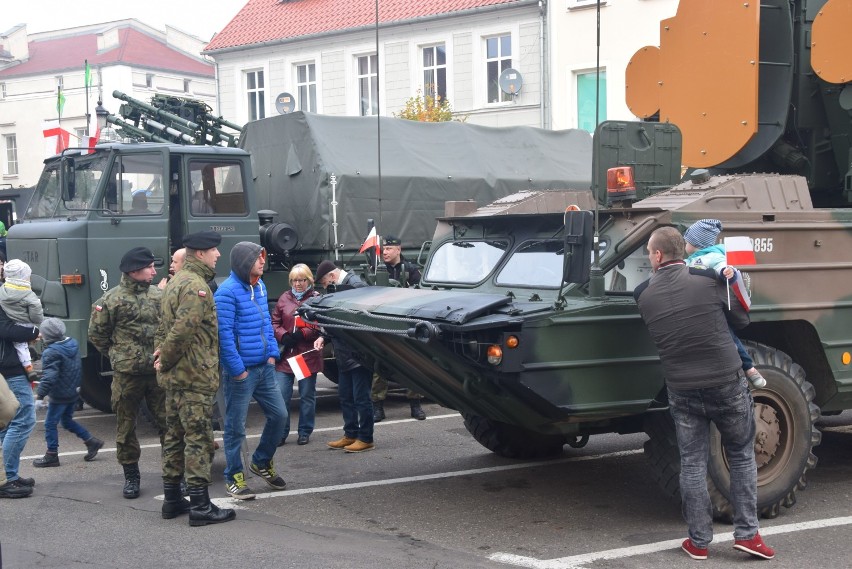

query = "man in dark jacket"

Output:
[[215, 242, 287, 500], [314, 261, 375, 452], [634, 227, 774, 561], [0, 303, 40, 498]]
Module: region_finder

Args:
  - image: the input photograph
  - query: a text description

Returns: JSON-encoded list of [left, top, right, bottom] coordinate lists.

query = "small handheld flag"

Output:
[[359, 226, 380, 255], [287, 352, 313, 381], [724, 236, 756, 266], [294, 315, 319, 330]]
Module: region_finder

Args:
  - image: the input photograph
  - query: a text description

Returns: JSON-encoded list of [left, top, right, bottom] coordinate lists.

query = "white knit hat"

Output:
[[4, 259, 32, 285]]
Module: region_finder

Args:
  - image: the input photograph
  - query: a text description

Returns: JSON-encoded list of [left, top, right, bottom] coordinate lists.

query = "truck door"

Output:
[[87, 150, 170, 295]]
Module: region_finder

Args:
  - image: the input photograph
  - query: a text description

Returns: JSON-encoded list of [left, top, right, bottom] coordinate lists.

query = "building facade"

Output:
[[204, 0, 545, 129], [0, 20, 216, 188]]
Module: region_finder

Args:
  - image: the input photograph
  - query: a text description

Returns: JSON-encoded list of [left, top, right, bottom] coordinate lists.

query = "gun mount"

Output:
[[105, 90, 243, 147]]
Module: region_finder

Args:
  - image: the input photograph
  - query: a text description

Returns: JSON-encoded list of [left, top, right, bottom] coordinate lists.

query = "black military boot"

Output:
[[372, 400, 385, 422], [188, 486, 236, 527], [84, 437, 104, 462], [33, 451, 60, 468], [410, 400, 426, 420], [122, 463, 141, 499], [162, 482, 192, 519]]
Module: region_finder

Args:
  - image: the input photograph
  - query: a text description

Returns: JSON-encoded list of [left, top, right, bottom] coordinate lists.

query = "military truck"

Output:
[[7, 93, 593, 412], [301, 0, 852, 520]]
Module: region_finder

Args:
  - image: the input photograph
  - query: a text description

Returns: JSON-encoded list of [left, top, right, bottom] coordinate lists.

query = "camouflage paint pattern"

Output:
[[111, 372, 166, 464], [161, 389, 216, 486]]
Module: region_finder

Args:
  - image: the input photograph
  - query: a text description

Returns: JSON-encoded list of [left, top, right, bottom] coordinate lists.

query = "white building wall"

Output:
[[549, 0, 678, 131]]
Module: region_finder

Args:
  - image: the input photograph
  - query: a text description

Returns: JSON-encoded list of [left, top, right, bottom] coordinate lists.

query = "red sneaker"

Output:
[[681, 538, 708, 560], [733, 533, 775, 560]]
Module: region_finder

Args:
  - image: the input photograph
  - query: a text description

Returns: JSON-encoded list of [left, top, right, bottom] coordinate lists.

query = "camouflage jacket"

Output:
[[155, 256, 220, 395], [89, 274, 161, 375]]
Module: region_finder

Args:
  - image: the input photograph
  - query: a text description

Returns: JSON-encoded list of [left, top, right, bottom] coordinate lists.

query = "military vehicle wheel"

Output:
[[80, 350, 113, 414], [462, 413, 565, 459], [707, 343, 820, 520], [643, 343, 821, 520]]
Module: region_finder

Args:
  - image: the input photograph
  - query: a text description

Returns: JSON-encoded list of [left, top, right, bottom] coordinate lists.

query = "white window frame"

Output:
[[146, 74, 154, 88], [421, 43, 448, 101], [244, 68, 267, 122], [4, 134, 18, 176], [295, 61, 318, 113], [0, 83, 5, 99], [184, 79, 191, 93], [568, 0, 608, 9], [482, 31, 514, 105], [356, 53, 379, 116]]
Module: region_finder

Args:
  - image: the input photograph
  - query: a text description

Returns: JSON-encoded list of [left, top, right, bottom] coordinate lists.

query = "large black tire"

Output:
[[643, 343, 821, 520], [80, 349, 113, 414], [462, 412, 566, 459]]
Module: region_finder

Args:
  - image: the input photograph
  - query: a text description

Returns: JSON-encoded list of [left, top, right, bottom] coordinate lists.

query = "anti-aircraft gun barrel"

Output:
[[144, 118, 196, 144], [112, 90, 200, 130], [105, 115, 171, 143]]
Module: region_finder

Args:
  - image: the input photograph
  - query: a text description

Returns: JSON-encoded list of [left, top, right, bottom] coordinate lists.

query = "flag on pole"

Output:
[[286, 352, 313, 381], [730, 268, 752, 312], [56, 87, 66, 117], [43, 121, 71, 156], [359, 226, 380, 254], [84, 61, 93, 87], [724, 236, 756, 266], [80, 129, 100, 154]]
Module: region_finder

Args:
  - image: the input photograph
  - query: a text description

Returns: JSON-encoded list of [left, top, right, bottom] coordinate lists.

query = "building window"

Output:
[[485, 34, 512, 103], [296, 63, 317, 112], [184, 79, 191, 93], [246, 70, 266, 121], [422, 44, 447, 101], [74, 128, 87, 144], [357, 54, 378, 116], [146, 74, 154, 88], [4, 135, 18, 176], [0, 83, 5, 99], [576, 70, 607, 133]]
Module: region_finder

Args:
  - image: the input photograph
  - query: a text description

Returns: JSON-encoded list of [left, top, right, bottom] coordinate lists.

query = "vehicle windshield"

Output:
[[496, 240, 564, 288], [424, 240, 508, 284], [26, 153, 109, 219]]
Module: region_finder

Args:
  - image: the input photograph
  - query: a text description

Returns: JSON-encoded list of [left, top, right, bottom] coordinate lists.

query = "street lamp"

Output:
[[95, 101, 110, 131]]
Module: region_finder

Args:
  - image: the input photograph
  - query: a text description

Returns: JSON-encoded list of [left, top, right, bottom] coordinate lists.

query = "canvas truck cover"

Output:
[[240, 111, 593, 253]]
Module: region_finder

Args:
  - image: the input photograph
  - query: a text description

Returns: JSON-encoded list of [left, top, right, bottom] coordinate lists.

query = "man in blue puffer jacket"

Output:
[[215, 242, 287, 500]]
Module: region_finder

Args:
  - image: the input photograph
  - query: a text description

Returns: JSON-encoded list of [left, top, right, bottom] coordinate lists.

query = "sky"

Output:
[[1, 0, 247, 42]]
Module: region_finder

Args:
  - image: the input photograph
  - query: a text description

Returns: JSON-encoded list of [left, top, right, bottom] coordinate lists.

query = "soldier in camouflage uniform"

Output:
[[154, 231, 235, 526], [88, 247, 165, 500]]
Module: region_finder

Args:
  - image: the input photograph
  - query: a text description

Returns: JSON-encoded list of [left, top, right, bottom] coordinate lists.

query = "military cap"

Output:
[[183, 230, 222, 250], [383, 235, 401, 247], [119, 247, 156, 273], [315, 260, 338, 284]]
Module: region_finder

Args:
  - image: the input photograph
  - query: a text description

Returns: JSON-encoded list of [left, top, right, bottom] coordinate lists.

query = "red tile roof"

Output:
[[0, 25, 213, 79], [205, 0, 524, 52]]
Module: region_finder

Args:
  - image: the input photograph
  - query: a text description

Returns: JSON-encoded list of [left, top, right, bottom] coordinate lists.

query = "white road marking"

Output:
[[489, 516, 852, 568], [209, 450, 643, 509]]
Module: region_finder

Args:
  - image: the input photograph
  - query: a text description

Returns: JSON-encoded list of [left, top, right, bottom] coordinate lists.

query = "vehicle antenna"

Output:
[[587, 0, 605, 299]]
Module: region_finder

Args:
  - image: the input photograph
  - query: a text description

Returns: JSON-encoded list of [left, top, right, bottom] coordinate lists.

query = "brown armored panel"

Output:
[[811, 0, 852, 84], [626, 46, 661, 119], [656, 1, 760, 167]]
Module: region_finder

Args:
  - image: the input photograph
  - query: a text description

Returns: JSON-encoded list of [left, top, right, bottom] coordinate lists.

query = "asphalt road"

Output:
[[2, 379, 851, 569]]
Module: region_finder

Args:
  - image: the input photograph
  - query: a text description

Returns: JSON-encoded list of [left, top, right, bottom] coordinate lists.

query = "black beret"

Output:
[[315, 260, 338, 284], [119, 247, 156, 273], [183, 230, 222, 250], [383, 235, 401, 246]]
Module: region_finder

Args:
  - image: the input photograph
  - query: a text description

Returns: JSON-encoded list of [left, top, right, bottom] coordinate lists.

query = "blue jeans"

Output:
[[275, 371, 317, 440], [731, 330, 754, 371], [44, 402, 92, 451], [338, 365, 374, 443], [222, 363, 287, 481], [667, 376, 758, 548], [0, 375, 35, 482]]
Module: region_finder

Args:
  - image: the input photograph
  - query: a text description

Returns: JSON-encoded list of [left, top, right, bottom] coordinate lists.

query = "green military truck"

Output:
[[301, 0, 852, 520], [7, 98, 593, 413]]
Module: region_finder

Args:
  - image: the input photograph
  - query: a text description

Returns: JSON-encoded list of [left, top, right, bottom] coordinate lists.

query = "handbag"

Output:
[[0, 374, 21, 430]]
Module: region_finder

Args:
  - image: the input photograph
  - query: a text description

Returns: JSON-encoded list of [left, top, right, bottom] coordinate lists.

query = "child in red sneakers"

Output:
[[0, 260, 43, 383], [32, 318, 103, 468]]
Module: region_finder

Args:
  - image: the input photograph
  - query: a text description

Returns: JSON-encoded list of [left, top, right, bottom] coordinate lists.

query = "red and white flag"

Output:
[[43, 121, 71, 157], [293, 315, 318, 330], [80, 129, 100, 154], [724, 236, 757, 266], [286, 352, 313, 381], [358, 226, 380, 255], [730, 268, 751, 312]]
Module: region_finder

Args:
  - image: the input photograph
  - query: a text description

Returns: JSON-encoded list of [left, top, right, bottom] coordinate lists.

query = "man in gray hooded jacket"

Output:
[[214, 242, 287, 500]]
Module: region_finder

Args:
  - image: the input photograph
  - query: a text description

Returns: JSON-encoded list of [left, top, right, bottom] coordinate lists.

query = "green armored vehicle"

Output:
[[303, 0, 852, 519]]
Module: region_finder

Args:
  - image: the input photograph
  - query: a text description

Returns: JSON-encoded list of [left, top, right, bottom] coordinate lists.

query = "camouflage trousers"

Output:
[[161, 389, 216, 487], [111, 372, 166, 465], [371, 373, 422, 402]]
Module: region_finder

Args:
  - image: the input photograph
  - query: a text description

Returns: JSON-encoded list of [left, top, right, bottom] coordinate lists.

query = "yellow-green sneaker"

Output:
[[249, 460, 287, 490], [225, 472, 256, 500]]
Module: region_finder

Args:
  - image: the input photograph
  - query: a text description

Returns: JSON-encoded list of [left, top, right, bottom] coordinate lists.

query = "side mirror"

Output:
[[61, 156, 77, 201], [563, 210, 593, 284]]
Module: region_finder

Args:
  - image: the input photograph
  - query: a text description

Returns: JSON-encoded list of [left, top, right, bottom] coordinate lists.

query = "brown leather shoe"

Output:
[[327, 436, 357, 449], [343, 440, 375, 453]]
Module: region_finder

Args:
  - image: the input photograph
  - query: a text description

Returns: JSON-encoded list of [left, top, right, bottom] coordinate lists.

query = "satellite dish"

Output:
[[275, 92, 296, 115], [498, 68, 523, 96]]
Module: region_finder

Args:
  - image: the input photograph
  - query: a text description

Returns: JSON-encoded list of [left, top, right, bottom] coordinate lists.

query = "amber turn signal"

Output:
[[60, 274, 84, 285], [487, 345, 503, 365]]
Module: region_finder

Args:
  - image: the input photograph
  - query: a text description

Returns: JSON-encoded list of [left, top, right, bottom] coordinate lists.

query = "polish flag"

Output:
[[43, 121, 71, 157], [80, 129, 100, 154], [358, 226, 380, 254], [294, 315, 318, 330], [286, 352, 313, 381], [724, 236, 757, 266], [730, 268, 751, 312]]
